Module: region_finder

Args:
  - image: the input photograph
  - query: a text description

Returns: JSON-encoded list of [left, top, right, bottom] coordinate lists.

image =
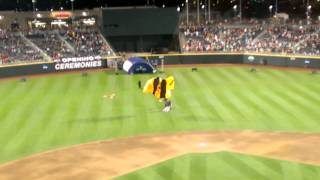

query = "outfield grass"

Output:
[[115, 152, 320, 180], [0, 67, 320, 163]]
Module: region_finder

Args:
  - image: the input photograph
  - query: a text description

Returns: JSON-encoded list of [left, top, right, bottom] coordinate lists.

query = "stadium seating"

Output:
[[180, 19, 320, 56], [0, 27, 115, 65]]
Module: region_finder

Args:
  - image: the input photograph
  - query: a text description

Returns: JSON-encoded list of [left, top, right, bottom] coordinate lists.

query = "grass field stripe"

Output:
[[244, 69, 307, 129], [272, 88, 320, 128], [172, 83, 203, 130], [214, 68, 267, 126], [281, 162, 303, 180], [0, 79, 41, 140], [211, 152, 254, 178], [200, 69, 239, 121], [80, 74, 105, 141], [213, 68, 265, 124], [257, 70, 320, 116], [88, 73, 119, 138], [0, 82, 27, 131], [258, 69, 317, 127], [109, 75, 131, 137], [10, 77, 58, 159], [43, 75, 83, 147], [0, 83, 35, 162], [26, 77, 68, 154], [176, 70, 223, 130], [96, 74, 118, 138], [0, 81, 19, 112], [257, 89, 304, 130], [134, 79, 151, 134], [182, 71, 221, 124], [63, 76, 95, 143], [229, 68, 282, 128], [173, 72, 205, 127], [190, 154, 207, 180], [125, 76, 140, 135], [240, 87, 297, 130], [11, 78, 55, 143], [242, 154, 283, 177], [197, 69, 235, 122], [238, 68, 310, 129], [221, 152, 270, 179], [264, 69, 320, 109], [225, 69, 269, 121], [258, 77, 314, 129], [71, 75, 102, 142], [0, 78, 49, 159], [268, 70, 320, 102]]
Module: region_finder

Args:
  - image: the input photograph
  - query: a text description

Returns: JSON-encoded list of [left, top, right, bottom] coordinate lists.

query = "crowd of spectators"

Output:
[[63, 28, 113, 57], [0, 27, 114, 65], [26, 30, 74, 60], [181, 24, 263, 52], [180, 19, 320, 55], [0, 29, 43, 65]]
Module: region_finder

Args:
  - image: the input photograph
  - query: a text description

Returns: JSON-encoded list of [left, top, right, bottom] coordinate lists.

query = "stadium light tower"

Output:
[[275, 0, 278, 14], [307, 4, 312, 25], [233, 5, 237, 18], [71, 0, 75, 24], [269, 5, 273, 18], [208, 0, 211, 22], [197, 0, 200, 24], [186, 0, 189, 25], [239, 0, 242, 24], [32, 0, 36, 20]]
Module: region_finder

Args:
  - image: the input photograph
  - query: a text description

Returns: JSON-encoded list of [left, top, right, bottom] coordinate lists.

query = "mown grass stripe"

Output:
[[232, 68, 290, 129], [214, 68, 264, 126], [0, 78, 49, 160], [194, 69, 229, 122], [39, 75, 82, 148], [260, 71, 314, 129], [174, 72, 210, 129], [28, 77, 67, 153]]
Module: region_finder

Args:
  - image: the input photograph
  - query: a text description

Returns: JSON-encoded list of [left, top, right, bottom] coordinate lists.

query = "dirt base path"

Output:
[[1, 131, 320, 180]]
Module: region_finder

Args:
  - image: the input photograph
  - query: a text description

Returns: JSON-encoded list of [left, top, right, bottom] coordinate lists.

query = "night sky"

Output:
[[0, 0, 319, 18]]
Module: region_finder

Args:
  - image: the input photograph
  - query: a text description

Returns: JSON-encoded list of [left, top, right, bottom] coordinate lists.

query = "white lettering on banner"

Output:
[[54, 56, 103, 70]]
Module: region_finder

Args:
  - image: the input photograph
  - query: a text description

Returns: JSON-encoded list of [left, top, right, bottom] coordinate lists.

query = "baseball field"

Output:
[[0, 66, 320, 179]]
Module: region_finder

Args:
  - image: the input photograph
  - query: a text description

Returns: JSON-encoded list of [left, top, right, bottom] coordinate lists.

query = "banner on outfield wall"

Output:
[[54, 56, 103, 71]]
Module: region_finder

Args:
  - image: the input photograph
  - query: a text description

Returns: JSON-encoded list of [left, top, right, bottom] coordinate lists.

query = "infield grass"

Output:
[[115, 152, 320, 180], [0, 67, 320, 163]]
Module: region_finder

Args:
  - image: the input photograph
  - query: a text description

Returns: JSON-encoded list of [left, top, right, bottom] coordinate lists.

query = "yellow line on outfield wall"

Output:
[[135, 52, 320, 60]]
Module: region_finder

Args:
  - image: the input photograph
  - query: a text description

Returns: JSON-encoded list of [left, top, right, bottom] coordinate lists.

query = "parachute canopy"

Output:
[[143, 76, 175, 100], [123, 57, 156, 74]]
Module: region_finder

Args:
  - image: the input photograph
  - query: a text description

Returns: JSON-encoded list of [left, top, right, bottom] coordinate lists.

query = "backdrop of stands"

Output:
[[101, 7, 180, 52]]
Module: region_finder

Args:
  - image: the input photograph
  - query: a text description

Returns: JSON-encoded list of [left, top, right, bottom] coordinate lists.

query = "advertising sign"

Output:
[[54, 56, 103, 70]]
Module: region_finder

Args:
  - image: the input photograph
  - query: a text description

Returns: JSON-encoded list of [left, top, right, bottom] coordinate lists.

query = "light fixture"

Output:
[[233, 5, 237, 11], [82, 11, 88, 16], [269, 5, 273, 11]]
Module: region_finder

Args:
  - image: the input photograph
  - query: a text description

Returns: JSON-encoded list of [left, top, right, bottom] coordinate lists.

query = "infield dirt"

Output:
[[0, 131, 320, 179]]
